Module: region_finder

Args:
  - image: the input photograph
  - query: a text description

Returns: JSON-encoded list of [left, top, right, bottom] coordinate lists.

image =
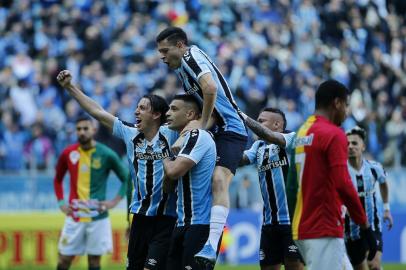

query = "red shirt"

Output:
[[291, 115, 366, 240]]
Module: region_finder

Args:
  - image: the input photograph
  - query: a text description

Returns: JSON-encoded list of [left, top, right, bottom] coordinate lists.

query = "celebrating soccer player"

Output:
[[240, 108, 304, 270], [57, 70, 178, 270], [54, 115, 130, 270], [286, 80, 377, 270], [156, 27, 248, 267], [163, 94, 216, 270], [345, 126, 393, 270]]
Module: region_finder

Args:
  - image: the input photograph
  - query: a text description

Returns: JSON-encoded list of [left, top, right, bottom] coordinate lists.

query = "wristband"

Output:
[[383, 203, 390, 211], [58, 200, 66, 207]]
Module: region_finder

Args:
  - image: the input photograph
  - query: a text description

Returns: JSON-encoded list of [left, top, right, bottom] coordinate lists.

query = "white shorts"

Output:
[[295, 238, 353, 270], [58, 217, 113, 256]]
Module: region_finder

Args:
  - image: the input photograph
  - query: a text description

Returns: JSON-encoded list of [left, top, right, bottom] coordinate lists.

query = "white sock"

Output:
[[208, 205, 229, 250]]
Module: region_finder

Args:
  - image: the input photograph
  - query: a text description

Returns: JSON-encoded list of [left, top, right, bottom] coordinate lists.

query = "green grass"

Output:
[[6, 264, 405, 270]]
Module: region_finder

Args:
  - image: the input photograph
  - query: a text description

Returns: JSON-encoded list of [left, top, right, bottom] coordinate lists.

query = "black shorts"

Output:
[[214, 130, 247, 174], [260, 224, 303, 266], [346, 230, 383, 266], [166, 224, 209, 270], [374, 230, 383, 252], [345, 237, 368, 265], [126, 214, 176, 270]]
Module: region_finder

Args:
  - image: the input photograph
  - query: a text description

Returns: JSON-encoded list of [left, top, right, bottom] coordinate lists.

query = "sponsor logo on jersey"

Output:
[[258, 156, 288, 172], [295, 133, 314, 147], [135, 151, 170, 160]]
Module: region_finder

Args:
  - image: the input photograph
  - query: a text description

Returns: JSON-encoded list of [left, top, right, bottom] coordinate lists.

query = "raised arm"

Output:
[[57, 70, 115, 131], [198, 73, 217, 130], [242, 113, 286, 146]]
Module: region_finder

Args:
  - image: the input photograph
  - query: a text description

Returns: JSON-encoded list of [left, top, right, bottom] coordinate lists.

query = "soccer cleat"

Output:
[[194, 243, 216, 269]]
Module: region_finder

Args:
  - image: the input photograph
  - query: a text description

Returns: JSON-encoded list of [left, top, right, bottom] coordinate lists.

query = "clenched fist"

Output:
[[56, 70, 73, 88]]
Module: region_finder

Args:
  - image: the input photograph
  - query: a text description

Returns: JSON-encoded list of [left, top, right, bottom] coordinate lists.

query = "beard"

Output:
[[78, 136, 91, 145]]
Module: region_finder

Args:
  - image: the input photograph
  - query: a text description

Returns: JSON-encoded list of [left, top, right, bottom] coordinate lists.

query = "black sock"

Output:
[[88, 267, 100, 270], [57, 266, 68, 270]]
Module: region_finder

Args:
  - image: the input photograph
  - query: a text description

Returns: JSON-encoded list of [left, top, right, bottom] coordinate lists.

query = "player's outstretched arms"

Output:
[[57, 70, 115, 131], [241, 112, 286, 146]]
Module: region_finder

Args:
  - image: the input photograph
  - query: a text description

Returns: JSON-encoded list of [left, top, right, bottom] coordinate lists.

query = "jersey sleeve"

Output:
[[370, 161, 386, 184], [328, 131, 367, 225], [182, 48, 211, 81], [53, 148, 69, 201], [326, 130, 348, 168], [244, 140, 261, 165], [178, 129, 213, 164], [108, 149, 130, 198], [113, 117, 138, 141], [282, 132, 296, 150]]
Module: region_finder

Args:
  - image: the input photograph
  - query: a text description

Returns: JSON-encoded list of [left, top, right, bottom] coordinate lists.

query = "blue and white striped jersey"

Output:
[[113, 118, 178, 217], [244, 132, 296, 225], [345, 159, 386, 240], [175, 45, 247, 136], [176, 129, 216, 226]]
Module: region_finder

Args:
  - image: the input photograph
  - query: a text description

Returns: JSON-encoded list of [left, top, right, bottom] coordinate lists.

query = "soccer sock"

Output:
[[57, 266, 68, 270], [88, 267, 100, 270], [208, 205, 229, 250]]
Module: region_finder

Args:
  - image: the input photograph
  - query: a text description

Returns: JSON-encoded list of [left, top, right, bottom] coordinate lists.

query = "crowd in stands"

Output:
[[1, 0, 406, 177]]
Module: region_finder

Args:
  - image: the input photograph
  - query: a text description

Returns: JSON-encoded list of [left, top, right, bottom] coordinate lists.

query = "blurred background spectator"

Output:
[[0, 0, 405, 203]]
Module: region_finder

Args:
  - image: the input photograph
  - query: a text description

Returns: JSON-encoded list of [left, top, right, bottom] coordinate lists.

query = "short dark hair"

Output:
[[142, 94, 169, 125], [346, 126, 367, 141], [315, 79, 349, 109], [262, 107, 287, 130], [172, 94, 202, 113], [75, 113, 93, 124], [156, 26, 188, 45]]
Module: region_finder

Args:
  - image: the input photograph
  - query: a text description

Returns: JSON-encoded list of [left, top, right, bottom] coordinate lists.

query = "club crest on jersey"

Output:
[[92, 157, 101, 169], [69, 150, 80, 164], [159, 140, 168, 150], [270, 145, 280, 155]]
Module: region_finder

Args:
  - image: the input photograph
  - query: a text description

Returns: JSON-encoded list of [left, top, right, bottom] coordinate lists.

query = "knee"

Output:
[[58, 255, 73, 269], [88, 255, 101, 267]]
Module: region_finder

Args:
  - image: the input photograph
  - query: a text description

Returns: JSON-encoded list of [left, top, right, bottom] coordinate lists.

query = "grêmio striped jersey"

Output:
[[176, 129, 216, 226], [345, 159, 386, 240], [113, 118, 178, 217], [244, 132, 296, 226], [175, 45, 247, 136], [54, 142, 129, 222]]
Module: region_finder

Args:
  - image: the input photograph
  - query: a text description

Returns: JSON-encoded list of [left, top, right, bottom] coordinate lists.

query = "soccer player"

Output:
[[240, 108, 304, 270], [162, 94, 216, 270], [286, 80, 377, 270], [54, 115, 130, 270], [156, 26, 248, 265], [345, 126, 393, 270], [57, 70, 178, 270]]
